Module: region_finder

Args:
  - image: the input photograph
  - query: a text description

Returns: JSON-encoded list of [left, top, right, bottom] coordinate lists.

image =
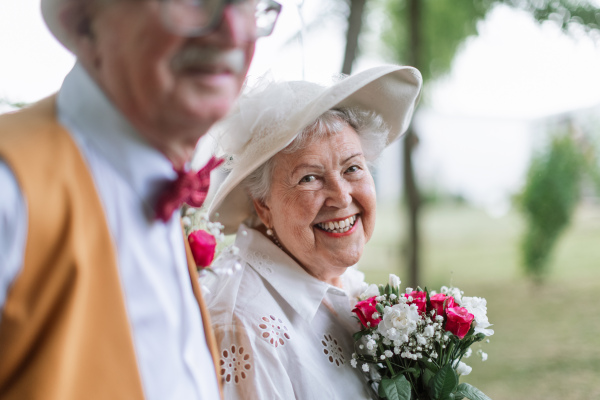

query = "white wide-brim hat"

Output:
[[208, 65, 422, 234], [41, 0, 76, 51]]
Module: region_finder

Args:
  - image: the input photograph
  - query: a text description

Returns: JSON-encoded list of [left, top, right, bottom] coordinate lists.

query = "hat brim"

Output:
[[209, 65, 422, 234], [42, 0, 76, 52]]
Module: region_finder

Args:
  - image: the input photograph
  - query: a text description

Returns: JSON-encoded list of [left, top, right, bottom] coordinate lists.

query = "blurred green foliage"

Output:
[[518, 120, 600, 283], [378, 0, 600, 84], [584, 132, 600, 193], [380, 0, 492, 82], [518, 133, 584, 282], [502, 0, 600, 33]]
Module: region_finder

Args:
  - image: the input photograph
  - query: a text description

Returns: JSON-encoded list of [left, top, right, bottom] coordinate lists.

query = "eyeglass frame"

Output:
[[159, 0, 283, 38]]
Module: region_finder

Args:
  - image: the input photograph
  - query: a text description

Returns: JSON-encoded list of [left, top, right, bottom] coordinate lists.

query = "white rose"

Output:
[[456, 361, 472, 376], [377, 303, 419, 342], [447, 287, 463, 303], [360, 284, 380, 300], [388, 274, 401, 289], [460, 296, 494, 336]]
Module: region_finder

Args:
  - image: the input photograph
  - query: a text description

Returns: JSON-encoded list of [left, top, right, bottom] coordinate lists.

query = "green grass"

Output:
[[358, 202, 600, 400]]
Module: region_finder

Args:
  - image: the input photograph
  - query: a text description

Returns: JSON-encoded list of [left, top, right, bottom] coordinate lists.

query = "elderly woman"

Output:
[[205, 65, 422, 399]]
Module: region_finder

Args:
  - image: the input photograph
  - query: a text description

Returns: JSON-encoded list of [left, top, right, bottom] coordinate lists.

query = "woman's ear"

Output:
[[252, 198, 272, 228]]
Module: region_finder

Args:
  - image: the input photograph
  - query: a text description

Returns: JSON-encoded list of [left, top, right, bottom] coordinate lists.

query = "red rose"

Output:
[[430, 293, 455, 317], [404, 290, 427, 314], [188, 230, 217, 268], [352, 297, 382, 328], [445, 307, 475, 339]]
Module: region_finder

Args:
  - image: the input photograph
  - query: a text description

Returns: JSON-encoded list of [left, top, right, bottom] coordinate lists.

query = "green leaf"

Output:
[[428, 364, 458, 399], [425, 287, 432, 310], [473, 333, 486, 342], [466, 324, 475, 337], [353, 330, 367, 341], [420, 358, 439, 373], [455, 383, 492, 400], [422, 367, 436, 386], [376, 303, 385, 315], [379, 374, 412, 400]]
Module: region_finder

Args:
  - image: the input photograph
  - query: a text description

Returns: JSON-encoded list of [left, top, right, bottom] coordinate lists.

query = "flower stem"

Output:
[[379, 343, 395, 375]]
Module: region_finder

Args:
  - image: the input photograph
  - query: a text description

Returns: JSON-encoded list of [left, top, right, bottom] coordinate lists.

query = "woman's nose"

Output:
[[324, 178, 352, 209]]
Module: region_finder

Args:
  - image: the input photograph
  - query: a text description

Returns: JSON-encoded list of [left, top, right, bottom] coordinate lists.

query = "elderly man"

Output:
[[0, 0, 280, 399]]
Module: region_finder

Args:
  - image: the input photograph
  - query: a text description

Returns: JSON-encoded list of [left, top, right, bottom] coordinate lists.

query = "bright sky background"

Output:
[[1, 0, 600, 211]]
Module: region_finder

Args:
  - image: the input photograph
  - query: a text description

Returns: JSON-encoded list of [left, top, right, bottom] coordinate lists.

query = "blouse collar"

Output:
[[235, 224, 366, 323]]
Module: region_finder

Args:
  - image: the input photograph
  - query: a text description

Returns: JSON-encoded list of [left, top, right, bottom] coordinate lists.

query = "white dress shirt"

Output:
[[0, 63, 220, 400], [205, 224, 376, 400]]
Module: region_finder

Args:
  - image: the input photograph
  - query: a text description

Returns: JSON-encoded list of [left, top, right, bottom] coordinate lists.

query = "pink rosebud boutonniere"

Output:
[[404, 290, 427, 314], [445, 307, 475, 339], [352, 296, 382, 328], [188, 230, 217, 268], [430, 293, 455, 317]]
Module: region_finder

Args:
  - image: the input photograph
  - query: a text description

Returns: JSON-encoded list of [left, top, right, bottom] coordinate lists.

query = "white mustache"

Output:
[[171, 47, 246, 74]]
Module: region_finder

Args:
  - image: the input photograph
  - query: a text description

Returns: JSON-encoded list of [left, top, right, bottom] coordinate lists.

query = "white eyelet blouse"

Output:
[[205, 224, 377, 400]]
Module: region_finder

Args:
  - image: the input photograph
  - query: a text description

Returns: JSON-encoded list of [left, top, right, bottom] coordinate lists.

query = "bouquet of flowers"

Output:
[[351, 274, 493, 400]]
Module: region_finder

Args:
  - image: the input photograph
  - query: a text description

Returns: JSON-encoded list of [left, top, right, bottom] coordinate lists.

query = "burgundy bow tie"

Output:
[[155, 156, 224, 222]]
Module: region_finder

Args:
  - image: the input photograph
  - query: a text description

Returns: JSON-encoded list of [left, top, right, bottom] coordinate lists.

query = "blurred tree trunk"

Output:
[[341, 0, 367, 75], [403, 128, 421, 288], [403, 0, 422, 288]]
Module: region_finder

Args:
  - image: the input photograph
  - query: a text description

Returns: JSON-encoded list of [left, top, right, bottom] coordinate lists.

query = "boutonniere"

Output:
[[183, 206, 241, 279]]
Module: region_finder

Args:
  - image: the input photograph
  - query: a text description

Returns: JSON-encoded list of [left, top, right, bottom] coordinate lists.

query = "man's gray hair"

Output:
[[243, 107, 388, 204]]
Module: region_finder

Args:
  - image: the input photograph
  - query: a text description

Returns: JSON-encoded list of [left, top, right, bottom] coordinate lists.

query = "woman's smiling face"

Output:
[[253, 123, 377, 284]]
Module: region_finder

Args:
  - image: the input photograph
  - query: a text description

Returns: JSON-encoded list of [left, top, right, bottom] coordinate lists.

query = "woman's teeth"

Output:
[[316, 215, 357, 233]]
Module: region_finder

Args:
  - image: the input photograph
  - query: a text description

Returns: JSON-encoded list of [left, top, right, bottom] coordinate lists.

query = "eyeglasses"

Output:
[[160, 0, 282, 38]]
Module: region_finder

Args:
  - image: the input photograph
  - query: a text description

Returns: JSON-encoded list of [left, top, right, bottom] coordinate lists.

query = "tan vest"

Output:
[[0, 97, 221, 399]]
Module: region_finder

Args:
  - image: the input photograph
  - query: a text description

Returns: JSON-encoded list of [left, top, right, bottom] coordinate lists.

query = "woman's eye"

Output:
[[300, 175, 316, 183], [346, 165, 360, 173]]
